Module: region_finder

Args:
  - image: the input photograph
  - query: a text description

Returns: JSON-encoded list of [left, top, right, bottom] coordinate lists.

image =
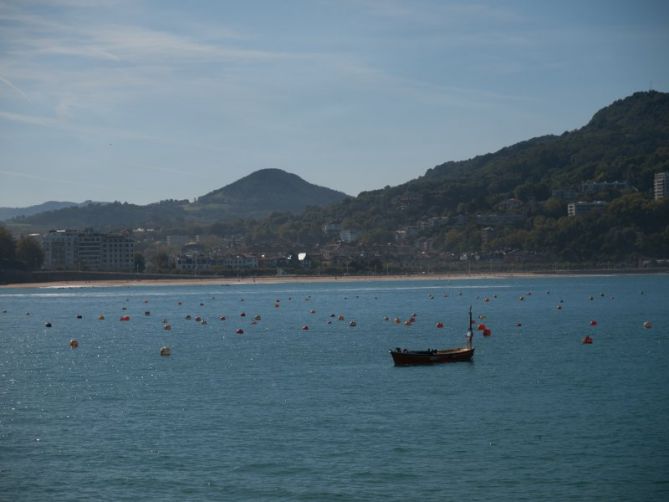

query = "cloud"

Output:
[[0, 110, 57, 127], [0, 74, 30, 100], [0, 168, 108, 189]]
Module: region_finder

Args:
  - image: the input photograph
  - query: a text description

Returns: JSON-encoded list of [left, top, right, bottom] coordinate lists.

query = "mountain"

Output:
[[196, 168, 348, 216], [281, 90, 668, 262], [0, 201, 80, 221], [7, 169, 348, 231], [323, 91, 669, 225]]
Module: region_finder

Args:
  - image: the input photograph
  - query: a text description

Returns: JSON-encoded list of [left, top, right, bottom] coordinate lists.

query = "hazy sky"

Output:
[[1, 0, 668, 207]]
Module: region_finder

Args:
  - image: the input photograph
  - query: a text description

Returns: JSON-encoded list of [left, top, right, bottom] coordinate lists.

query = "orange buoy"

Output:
[[69, 339, 79, 349], [435, 322, 444, 329], [582, 335, 593, 344], [159, 346, 171, 356]]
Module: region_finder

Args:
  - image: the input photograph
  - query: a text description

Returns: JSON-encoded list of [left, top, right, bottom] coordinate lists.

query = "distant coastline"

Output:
[[2, 269, 667, 289]]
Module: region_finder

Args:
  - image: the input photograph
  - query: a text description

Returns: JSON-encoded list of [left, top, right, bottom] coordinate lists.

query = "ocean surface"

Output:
[[1, 275, 668, 501]]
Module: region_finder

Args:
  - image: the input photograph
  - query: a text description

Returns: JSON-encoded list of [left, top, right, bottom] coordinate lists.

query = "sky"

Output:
[[1, 0, 668, 207]]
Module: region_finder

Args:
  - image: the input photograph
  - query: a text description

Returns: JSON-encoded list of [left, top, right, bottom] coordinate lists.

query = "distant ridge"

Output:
[[0, 201, 84, 221], [7, 169, 348, 230]]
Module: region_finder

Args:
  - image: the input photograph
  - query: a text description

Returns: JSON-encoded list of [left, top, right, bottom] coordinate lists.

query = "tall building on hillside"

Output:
[[654, 171, 668, 200], [42, 229, 134, 271]]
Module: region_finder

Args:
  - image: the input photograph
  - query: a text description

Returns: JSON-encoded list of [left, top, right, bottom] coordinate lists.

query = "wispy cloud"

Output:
[[0, 168, 108, 189], [0, 110, 57, 127], [0, 74, 30, 100]]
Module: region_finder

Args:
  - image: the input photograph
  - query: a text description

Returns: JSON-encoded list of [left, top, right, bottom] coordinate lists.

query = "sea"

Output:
[[1, 274, 668, 501]]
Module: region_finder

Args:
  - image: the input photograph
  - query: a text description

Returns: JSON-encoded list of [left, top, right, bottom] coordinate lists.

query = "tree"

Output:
[[16, 236, 44, 270], [133, 253, 146, 272], [0, 226, 17, 265]]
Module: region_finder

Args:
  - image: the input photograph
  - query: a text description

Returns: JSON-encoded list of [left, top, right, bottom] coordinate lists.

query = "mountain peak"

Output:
[[197, 169, 348, 215]]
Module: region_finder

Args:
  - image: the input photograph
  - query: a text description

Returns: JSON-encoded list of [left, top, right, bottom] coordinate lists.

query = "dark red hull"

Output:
[[390, 347, 474, 366]]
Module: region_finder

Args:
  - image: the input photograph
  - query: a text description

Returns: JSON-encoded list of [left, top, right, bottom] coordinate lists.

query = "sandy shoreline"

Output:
[[3, 271, 664, 289]]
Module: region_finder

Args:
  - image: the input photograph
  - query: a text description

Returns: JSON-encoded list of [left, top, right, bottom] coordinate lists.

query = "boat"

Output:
[[389, 308, 475, 366]]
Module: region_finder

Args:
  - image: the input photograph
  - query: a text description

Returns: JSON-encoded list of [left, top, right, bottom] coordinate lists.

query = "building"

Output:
[[581, 180, 630, 194], [567, 201, 608, 217], [654, 172, 668, 200], [42, 229, 134, 271], [339, 229, 360, 243]]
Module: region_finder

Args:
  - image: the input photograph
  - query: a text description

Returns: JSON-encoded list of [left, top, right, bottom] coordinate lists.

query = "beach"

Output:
[[0, 271, 565, 289]]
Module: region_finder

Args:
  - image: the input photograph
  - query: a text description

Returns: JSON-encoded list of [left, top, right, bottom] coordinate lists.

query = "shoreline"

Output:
[[2, 270, 667, 289]]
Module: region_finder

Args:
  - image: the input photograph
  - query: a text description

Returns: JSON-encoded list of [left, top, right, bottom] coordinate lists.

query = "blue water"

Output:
[[1, 275, 668, 501]]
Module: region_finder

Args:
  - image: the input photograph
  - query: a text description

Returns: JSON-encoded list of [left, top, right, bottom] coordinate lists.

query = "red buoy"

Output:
[[483, 328, 492, 337], [477, 323, 487, 331], [582, 335, 593, 344], [590, 320, 598, 326], [120, 315, 130, 321], [435, 322, 444, 329]]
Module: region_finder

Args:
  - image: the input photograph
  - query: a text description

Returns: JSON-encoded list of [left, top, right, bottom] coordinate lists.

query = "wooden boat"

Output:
[[390, 308, 475, 366]]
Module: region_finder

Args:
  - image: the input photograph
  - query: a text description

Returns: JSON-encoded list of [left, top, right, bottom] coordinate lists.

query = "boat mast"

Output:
[[466, 306, 474, 349]]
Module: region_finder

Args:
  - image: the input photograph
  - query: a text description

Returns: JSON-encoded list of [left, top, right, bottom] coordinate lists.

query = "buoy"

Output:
[[302, 325, 309, 331], [483, 328, 492, 337], [275, 303, 280, 308], [219, 315, 226, 321], [519, 296, 525, 301], [69, 339, 79, 349], [556, 305, 562, 310], [435, 322, 444, 328], [590, 320, 598, 326], [120, 315, 130, 321], [144, 311, 151, 316], [349, 320, 357, 327], [254, 314, 261, 321], [185, 315, 192, 320], [98, 314, 105, 320], [164, 323, 172, 331], [643, 321, 652, 329], [159, 346, 171, 356], [310, 309, 316, 314], [582, 336, 593, 344], [477, 323, 487, 331], [76, 314, 83, 319], [516, 322, 522, 327], [195, 316, 202, 322], [394, 317, 401, 324], [240, 312, 246, 317], [45, 322, 52, 328], [235, 328, 244, 335], [384, 316, 389, 321], [338, 315, 345, 321]]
